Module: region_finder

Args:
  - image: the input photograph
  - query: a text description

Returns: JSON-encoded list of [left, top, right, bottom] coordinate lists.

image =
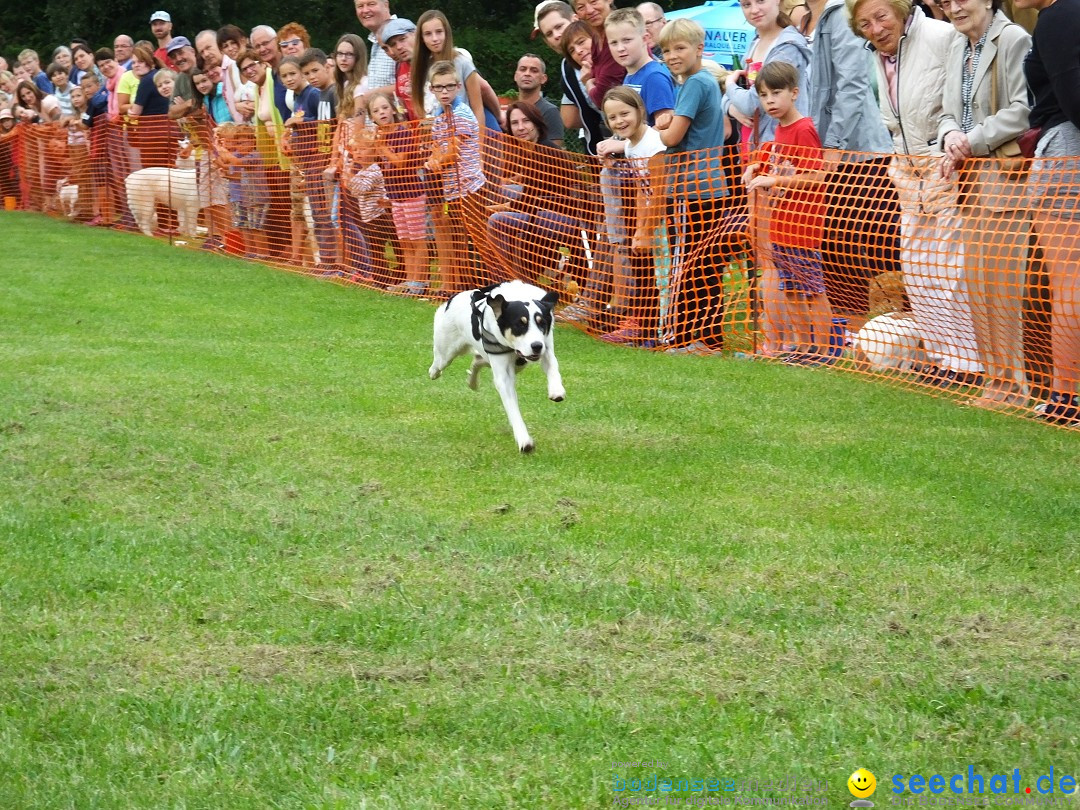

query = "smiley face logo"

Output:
[[848, 769, 877, 799]]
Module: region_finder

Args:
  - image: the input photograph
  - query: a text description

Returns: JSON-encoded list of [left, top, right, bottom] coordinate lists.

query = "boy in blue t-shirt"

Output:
[[593, 7, 677, 332], [295, 48, 338, 271], [656, 18, 730, 352]]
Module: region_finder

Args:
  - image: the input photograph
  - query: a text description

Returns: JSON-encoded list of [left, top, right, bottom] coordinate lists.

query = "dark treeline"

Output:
[[3, 0, 553, 95]]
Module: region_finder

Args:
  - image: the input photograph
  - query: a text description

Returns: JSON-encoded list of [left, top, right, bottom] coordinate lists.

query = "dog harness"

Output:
[[470, 293, 514, 356]]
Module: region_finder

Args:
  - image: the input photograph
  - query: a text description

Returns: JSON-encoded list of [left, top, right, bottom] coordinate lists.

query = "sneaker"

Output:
[[1034, 393, 1079, 425], [600, 318, 642, 345]]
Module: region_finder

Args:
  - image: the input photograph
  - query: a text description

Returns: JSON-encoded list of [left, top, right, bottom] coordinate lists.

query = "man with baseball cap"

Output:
[[378, 18, 420, 118], [150, 11, 178, 68], [165, 37, 198, 119]]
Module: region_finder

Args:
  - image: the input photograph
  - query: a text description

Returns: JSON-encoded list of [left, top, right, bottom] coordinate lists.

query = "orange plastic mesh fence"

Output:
[[2, 115, 1078, 430]]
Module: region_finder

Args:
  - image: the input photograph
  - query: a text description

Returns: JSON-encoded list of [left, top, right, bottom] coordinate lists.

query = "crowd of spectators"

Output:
[[0, 0, 1078, 423]]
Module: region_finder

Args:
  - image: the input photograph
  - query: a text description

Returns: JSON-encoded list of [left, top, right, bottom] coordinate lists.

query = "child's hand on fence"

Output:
[[596, 138, 626, 158], [746, 172, 776, 193], [742, 161, 761, 186]]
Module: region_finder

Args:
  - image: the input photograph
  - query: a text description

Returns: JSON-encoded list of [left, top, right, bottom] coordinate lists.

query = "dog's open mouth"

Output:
[[517, 351, 541, 362]]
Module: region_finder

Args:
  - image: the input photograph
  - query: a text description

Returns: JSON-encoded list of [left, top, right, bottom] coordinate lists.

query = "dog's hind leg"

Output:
[[429, 344, 464, 381], [489, 360, 534, 453], [466, 354, 489, 390]]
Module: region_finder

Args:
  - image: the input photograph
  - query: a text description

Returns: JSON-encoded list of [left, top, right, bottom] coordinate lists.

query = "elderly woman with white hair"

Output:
[[849, 0, 983, 388]]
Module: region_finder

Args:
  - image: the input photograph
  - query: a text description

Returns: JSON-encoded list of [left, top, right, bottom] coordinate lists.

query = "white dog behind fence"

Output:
[[854, 312, 926, 371], [56, 178, 79, 218], [125, 140, 201, 238]]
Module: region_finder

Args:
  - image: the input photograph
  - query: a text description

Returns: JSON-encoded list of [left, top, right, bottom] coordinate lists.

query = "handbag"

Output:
[[1018, 126, 1043, 159], [988, 57, 1026, 174]]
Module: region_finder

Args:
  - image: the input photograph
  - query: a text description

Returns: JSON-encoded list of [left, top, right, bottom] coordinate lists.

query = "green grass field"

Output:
[[1, 213, 1077, 809]]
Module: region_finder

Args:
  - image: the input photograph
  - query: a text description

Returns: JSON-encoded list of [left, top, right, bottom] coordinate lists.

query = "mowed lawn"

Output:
[[0, 213, 1077, 809]]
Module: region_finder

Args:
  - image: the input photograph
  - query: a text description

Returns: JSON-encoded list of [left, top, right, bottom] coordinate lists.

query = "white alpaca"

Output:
[[125, 141, 201, 238]]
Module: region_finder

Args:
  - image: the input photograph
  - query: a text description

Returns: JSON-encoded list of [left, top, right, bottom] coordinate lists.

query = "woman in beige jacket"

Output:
[[849, 0, 984, 387], [938, 5, 1032, 409]]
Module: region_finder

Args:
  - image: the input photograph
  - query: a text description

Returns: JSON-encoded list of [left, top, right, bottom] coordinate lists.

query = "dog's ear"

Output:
[[487, 293, 506, 319], [538, 290, 559, 311]]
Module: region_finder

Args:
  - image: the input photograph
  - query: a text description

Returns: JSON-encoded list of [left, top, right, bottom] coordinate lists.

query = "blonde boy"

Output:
[[153, 69, 177, 99], [654, 18, 729, 351], [603, 8, 674, 128]]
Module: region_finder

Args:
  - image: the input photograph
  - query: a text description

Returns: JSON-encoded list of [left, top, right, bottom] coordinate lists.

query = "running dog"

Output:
[[429, 281, 565, 453], [125, 140, 199, 238]]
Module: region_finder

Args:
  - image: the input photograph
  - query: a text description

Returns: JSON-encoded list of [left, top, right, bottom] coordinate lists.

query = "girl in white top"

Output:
[[602, 86, 670, 344]]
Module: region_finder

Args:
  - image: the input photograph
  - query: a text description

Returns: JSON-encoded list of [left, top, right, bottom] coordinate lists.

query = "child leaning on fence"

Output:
[[216, 123, 270, 259], [655, 18, 731, 353], [742, 61, 836, 367], [367, 89, 429, 296], [342, 127, 394, 284], [599, 86, 669, 346], [424, 60, 491, 295]]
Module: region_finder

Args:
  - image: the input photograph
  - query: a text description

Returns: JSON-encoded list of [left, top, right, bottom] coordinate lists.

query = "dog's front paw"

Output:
[[549, 386, 566, 402], [428, 365, 442, 380], [519, 439, 535, 454]]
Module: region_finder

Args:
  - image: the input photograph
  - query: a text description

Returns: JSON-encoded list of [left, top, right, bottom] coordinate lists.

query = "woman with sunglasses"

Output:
[[277, 23, 311, 58]]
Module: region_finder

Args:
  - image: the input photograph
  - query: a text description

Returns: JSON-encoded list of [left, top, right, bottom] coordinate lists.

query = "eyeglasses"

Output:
[[430, 82, 460, 92], [644, 17, 665, 25], [334, 51, 356, 58], [240, 62, 260, 73], [280, 38, 303, 47]]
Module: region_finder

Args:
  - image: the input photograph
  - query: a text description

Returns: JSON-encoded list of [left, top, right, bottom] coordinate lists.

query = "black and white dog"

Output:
[[429, 281, 565, 453]]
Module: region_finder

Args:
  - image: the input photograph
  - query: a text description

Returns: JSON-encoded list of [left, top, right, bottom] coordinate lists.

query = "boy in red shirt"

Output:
[[743, 61, 836, 367]]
